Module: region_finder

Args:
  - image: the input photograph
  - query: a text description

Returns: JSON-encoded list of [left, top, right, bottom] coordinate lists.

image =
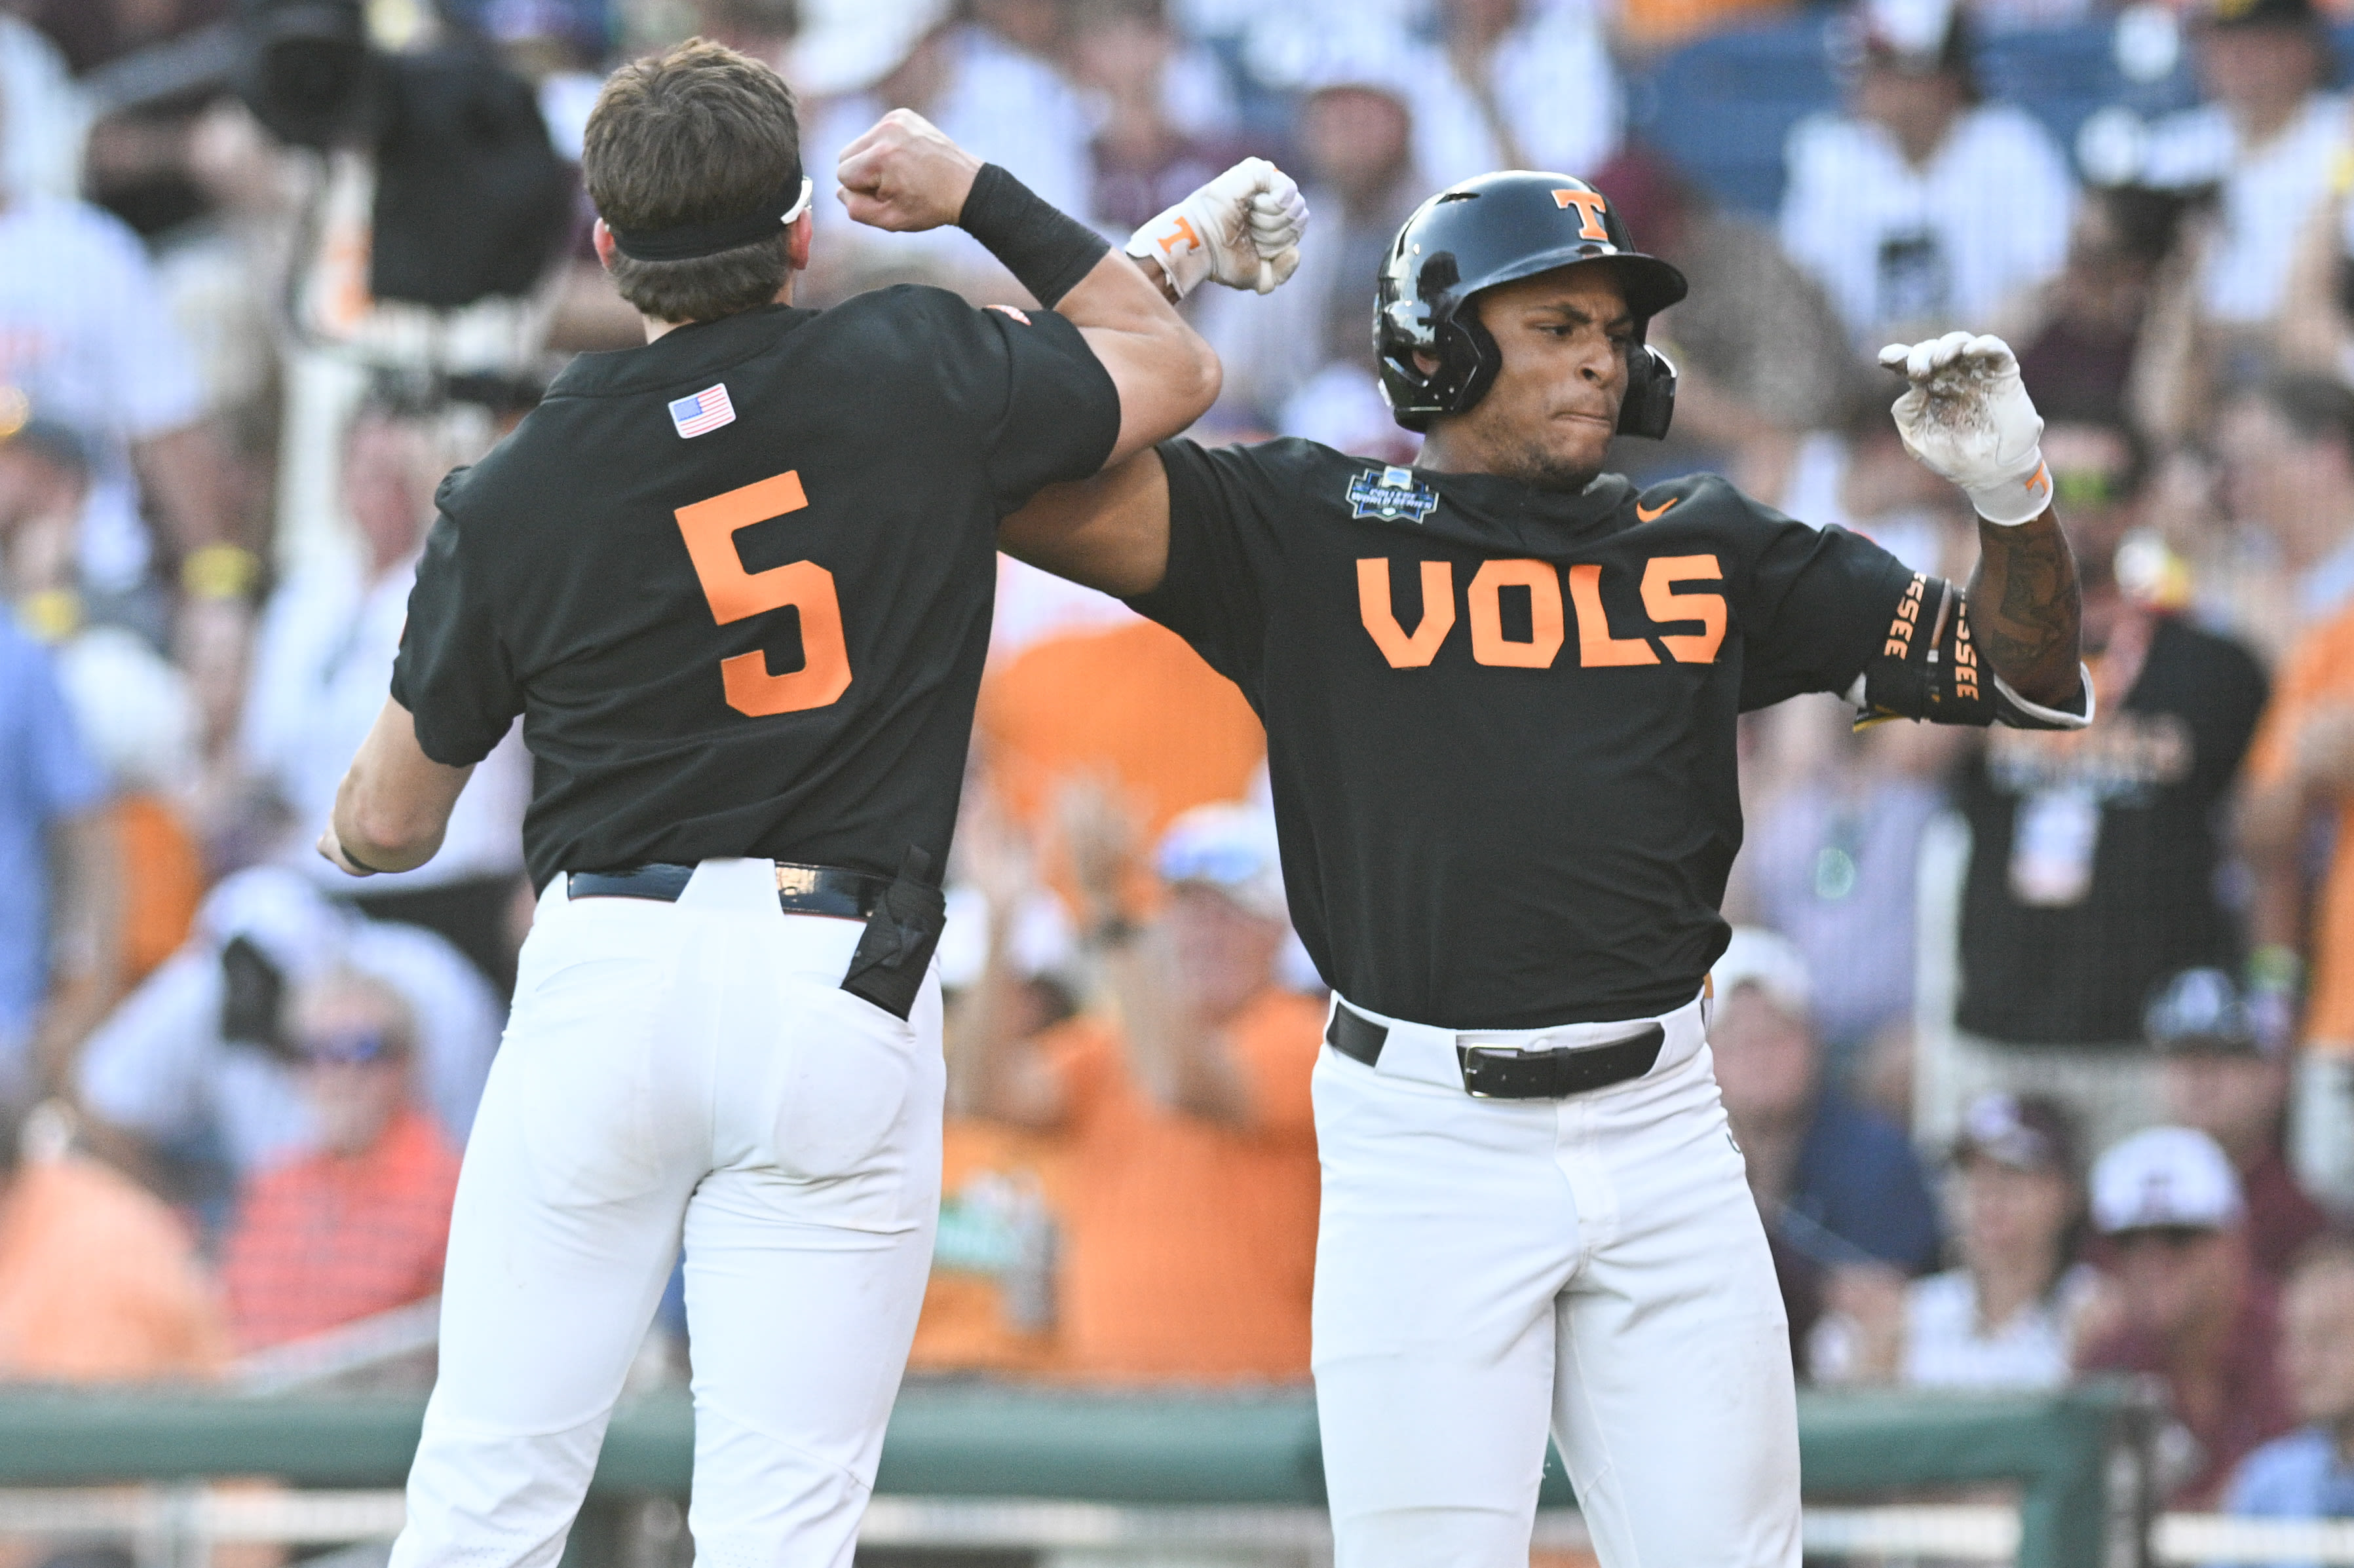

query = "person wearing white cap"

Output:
[[1779, 0, 2074, 346], [1709, 928, 1940, 1273], [73, 867, 502, 1196], [2076, 1125, 2298, 1507], [962, 797, 1324, 1381]]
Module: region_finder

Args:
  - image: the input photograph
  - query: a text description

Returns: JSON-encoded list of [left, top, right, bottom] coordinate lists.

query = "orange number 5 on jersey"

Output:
[[675, 470, 854, 717]]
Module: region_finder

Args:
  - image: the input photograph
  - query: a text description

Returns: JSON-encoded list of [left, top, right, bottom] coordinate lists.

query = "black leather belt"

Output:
[[1325, 1002, 1667, 1100], [566, 861, 888, 920]]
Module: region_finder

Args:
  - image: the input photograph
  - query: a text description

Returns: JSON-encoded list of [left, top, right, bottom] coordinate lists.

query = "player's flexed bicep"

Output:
[[995, 158, 1310, 595], [837, 111, 1306, 473], [1735, 507, 2091, 731]]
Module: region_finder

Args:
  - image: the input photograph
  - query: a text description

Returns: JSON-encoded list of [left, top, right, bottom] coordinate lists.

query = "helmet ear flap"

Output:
[[1443, 303, 1504, 419], [1618, 345, 1677, 440]]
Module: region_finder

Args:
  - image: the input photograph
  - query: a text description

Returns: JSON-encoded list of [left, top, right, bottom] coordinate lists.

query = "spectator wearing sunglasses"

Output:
[[2076, 1125, 2295, 1508], [219, 967, 461, 1353], [1938, 420, 2269, 1157]]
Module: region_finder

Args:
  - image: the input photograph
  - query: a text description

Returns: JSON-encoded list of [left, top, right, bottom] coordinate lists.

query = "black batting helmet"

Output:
[[1375, 170, 1690, 438]]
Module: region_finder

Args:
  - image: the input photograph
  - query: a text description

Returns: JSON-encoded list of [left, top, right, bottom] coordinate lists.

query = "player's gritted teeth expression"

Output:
[[1421, 267, 1633, 492]]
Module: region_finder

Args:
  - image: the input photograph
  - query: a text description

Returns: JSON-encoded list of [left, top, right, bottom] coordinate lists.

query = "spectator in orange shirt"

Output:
[[974, 616, 1264, 912], [0, 1110, 227, 1381], [221, 967, 461, 1352], [913, 795, 1078, 1377], [964, 794, 1322, 1383], [2239, 382, 2354, 1214]]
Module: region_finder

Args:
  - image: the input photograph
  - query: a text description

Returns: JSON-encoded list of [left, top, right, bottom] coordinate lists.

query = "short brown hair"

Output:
[[582, 39, 801, 324]]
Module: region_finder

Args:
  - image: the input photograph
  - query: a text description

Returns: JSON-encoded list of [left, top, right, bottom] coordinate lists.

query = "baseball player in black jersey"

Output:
[[1003, 171, 2089, 1568], [310, 41, 1306, 1568]]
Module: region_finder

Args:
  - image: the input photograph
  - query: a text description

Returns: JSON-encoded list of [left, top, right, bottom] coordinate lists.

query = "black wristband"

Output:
[[339, 840, 394, 876], [957, 163, 1109, 309]]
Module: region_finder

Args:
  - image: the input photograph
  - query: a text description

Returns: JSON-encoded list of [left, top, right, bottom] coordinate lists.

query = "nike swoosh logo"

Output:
[[1636, 497, 1679, 523]]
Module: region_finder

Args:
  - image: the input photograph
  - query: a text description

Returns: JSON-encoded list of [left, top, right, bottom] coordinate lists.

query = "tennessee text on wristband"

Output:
[[957, 163, 1109, 309], [609, 171, 814, 262]]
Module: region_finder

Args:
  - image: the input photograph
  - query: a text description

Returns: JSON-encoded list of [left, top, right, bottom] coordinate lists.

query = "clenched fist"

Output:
[[1879, 331, 2051, 527], [1126, 157, 1309, 300], [837, 109, 982, 234]]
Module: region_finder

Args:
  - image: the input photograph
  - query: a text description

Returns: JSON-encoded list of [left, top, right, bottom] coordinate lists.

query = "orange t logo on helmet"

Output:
[[1552, 189, 1610, 242]]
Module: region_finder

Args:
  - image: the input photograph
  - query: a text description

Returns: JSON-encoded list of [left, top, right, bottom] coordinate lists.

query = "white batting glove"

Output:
[[1126, 157, 1308, 299], [1878, 331, 2052, 527]]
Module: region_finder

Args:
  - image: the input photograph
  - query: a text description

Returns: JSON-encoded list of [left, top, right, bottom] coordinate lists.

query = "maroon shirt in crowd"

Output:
[[2078, 1276, 2296, 1508], [2241, 1146, 2334, 1280]]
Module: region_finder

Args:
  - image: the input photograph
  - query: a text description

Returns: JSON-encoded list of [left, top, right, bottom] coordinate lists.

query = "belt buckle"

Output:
[[1457, 1041, 1550, 1099], [776, 864, 824, 898]]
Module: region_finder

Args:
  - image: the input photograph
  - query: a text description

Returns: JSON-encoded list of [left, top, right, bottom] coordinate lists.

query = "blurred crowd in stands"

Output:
[[15, 0, 2354, 1533]]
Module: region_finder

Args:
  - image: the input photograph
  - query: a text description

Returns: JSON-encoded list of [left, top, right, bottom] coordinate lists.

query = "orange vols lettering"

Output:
[[1640, 555, 1726, 664], [1467, 559, 1566, 668], [675, 470, 854, 717], [1635, 497, 1678, 523], [1566, 563, 1659, 667], [1552, 188, 1612, 241], [1357, 558, 1456, 668], [1158, 215, 1201, 255]]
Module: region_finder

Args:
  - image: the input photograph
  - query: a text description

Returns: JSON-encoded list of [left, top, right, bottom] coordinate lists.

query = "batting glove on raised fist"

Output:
[[1126, 157, 1308, 300], [1879, 331, 2052, 527]]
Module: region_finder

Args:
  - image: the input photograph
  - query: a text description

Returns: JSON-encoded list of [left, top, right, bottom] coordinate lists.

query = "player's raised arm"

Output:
[[839, 112, 1281, 466], [1882, 331, 2087, 719], [995, 447, 1175, 600], [991, 160, 1312, 599]]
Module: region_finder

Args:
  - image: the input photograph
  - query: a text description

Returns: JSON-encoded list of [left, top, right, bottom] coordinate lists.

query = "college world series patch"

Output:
[[1347, 466, 1437, 523]]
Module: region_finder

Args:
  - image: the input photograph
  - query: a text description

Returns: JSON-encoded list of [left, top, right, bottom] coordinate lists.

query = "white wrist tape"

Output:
[[1965, 451, 2053, 527], [1126, 202, 1211, 299]]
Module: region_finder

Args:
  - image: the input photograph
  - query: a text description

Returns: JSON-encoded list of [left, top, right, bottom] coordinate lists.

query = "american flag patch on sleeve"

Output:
[[668, 383, 735, 438]]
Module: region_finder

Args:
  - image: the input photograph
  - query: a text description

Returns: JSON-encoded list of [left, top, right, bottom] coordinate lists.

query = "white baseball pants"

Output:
[[389, 858, 944, 1568], [1310, 991, 1801, 1568]]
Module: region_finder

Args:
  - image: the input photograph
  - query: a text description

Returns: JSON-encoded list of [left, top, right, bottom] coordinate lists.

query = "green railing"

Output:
[[0, 1380, 2152, 1568]]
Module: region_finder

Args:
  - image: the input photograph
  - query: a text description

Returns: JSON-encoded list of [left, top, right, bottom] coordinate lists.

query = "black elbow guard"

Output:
[[1855, 573, 2091, 732]]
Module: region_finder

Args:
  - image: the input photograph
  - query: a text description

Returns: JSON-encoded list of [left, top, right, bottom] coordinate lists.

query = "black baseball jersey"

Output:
[[392, 290, 1118, 891], [1131, 438, 2080, 1030]]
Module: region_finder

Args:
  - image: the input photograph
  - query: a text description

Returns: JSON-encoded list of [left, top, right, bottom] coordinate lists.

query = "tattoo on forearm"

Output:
[[1969, 510, 2082, 705]]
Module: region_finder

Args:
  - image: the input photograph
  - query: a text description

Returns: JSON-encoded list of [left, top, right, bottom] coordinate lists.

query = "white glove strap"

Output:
[[1126, 202, 1210, 299], [1964, 449, 2053, 527]]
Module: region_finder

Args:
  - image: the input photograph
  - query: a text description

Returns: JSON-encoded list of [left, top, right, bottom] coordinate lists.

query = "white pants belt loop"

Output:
[[1325, 989, 1709, 1095]]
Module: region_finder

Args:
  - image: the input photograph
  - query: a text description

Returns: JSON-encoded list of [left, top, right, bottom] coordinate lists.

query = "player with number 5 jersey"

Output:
[[311, 41, 1305, 1568]]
